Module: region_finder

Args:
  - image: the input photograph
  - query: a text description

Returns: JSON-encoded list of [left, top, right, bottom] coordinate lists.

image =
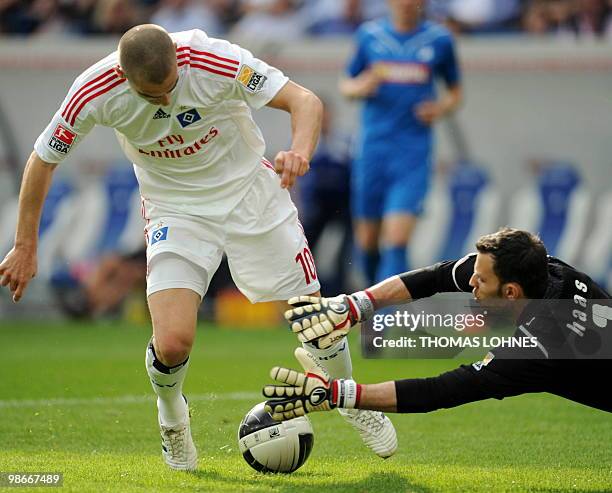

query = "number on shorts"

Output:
[[295, 247, 317, 285]]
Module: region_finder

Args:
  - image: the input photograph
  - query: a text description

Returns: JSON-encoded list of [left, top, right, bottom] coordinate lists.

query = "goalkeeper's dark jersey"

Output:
[[396, 254, 612, 413]]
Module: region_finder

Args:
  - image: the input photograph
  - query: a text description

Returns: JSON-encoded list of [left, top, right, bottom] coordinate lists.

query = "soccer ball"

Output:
[[238, 402, 314, 473]]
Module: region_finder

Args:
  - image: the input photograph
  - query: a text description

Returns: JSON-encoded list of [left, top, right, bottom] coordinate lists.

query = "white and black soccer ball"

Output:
[[238, 402, 314, 473]]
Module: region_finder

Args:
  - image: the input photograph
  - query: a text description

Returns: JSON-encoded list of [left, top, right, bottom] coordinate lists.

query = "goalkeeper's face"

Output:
[[470, 253, 526, 306], [469, 253, 504, 301]]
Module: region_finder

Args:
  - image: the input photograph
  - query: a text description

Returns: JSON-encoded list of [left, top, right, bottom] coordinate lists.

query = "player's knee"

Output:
[[383, 234, 409, 248], [382, 226, 412, 247], [154, 334, 193, 367], [355, 228, 379, 251]]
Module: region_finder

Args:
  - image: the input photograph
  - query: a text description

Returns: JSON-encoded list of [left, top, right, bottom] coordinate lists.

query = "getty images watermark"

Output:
[[372, 310, 487, 332], [361, 295, 612, 359]]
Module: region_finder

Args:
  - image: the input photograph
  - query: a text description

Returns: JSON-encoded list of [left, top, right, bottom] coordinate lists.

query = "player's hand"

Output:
[[415, 100, 446, 125], [357, 68, 383, 97], [285, 291, 375, 349], [0, 246, 38, 303], [342, 68, 382, 98], [274, 150, 309, 189], [263, 347, 336, 420]]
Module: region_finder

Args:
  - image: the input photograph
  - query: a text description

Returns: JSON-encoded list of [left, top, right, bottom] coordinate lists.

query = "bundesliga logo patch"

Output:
[[48, 124, 76, 154], [237, 65, 267, 93], [176, 108, 201, 128]]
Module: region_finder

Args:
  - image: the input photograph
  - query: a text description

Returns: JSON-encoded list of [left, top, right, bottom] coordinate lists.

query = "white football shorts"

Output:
[[143, 161, 321, 302]]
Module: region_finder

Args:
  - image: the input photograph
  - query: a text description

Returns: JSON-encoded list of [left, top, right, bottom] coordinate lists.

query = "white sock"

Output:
[[145, 341, 189, 427], [302, 339, 353, 379]]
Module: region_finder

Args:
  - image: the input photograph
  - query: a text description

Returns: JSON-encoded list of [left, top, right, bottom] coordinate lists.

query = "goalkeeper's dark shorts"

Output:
[[394, 358, 611, 413]]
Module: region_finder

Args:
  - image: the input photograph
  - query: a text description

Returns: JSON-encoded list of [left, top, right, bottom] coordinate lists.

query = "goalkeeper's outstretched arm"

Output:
[[285, 255, 476, 347], [356, 364, 526, 414], [264, 351, 541, 420], [335, 372, 491, 414], [366, 254, 476, 307]]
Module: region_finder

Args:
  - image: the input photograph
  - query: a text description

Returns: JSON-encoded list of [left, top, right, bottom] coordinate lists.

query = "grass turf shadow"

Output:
[[189, 469, 432, 493]]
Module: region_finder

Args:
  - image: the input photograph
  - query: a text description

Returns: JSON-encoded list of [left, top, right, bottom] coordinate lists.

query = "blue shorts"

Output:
[[351, 146, 432, 220]]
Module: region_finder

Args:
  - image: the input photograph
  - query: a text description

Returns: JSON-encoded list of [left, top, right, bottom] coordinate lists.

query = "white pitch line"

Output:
[[0, 392, 260, 409]]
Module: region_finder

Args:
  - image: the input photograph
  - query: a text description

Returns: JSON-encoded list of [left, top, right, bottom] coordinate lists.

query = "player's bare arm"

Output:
[[358, 381, 398, 412], [0, 151, 57, 302], [266, 81, 323, 189], [338, 68, 382, 99], [415, 84, 463, 125], [368, 275, 413, 307]]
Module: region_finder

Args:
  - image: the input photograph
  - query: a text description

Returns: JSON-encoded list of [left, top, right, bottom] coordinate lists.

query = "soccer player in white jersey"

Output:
[[0, 25, 396, 470]]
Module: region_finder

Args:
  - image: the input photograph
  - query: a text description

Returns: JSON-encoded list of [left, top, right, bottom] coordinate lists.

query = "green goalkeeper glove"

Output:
[[285, 291, 376, 349], [263, 347, 361, 421]]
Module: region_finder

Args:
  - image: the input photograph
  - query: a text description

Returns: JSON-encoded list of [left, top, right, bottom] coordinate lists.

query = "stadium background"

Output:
[[0, 1, 611, 492]]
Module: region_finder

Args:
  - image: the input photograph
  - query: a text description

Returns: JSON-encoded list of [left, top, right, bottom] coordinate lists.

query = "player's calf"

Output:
[[146, 341, 191, 425], [146, 341, 197, 470]]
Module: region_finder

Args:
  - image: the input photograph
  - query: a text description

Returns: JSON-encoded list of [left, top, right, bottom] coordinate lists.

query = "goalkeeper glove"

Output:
[[263, 347, 361, 421], [285, 291, 376, 349]]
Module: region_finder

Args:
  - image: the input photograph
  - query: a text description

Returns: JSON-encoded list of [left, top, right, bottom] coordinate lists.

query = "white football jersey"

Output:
[[34, 29, 289, 217]]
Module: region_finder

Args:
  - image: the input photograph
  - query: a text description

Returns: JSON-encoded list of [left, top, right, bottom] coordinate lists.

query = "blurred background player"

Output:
[[340, 0, 463, 286]]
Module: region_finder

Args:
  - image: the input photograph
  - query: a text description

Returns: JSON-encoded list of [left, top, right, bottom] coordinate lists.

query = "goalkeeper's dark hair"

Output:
[[475, 227, 548, 299], [119, 24, 176, 85]]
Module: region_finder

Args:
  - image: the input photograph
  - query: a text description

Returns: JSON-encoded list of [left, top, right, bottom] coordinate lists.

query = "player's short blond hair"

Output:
[[119, 24, 176, 85]]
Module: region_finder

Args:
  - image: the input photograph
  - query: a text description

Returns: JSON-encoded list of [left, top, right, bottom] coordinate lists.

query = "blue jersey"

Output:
[[347, 18, 460, 151]]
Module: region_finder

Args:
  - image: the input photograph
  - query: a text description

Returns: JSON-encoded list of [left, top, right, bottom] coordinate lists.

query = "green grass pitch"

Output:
[[1, 321, 610, 492]]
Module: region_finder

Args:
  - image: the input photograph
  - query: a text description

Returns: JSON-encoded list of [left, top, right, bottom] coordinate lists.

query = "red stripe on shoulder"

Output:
[[177, 52, 238, 74], [190, 55, 238, 73], [63, 73, 119, 124], [189, 48, 240, 66], [178, 61, 236, 78], [176, 45, 239, 66], [61, 68, 116, 121], [68, 77, 126, 126]]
